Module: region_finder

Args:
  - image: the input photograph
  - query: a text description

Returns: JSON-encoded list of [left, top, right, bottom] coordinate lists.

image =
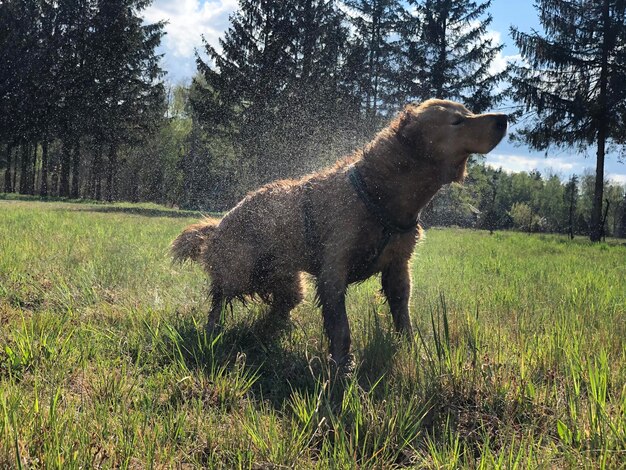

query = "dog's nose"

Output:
[[495, 114, 508, 132]]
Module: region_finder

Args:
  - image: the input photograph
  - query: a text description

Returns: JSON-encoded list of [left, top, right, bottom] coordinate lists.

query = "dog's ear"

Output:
[[396, 106, 423, 155]]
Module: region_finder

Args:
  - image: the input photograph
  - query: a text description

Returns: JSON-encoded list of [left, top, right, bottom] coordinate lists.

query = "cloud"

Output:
[[607, 173, 626, 185], [143, 0, 237, 81], [146, 3, 519, 84], [485, 153, 584, 175], [485, 154, 626, 186], [483, 28, 519, 76]]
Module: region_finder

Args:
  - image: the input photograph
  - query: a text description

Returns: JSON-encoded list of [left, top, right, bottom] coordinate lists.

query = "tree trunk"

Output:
[[89, 144, 102, 199], [94, 144, 102, 200], [590, 0, 611, 242], [106, 144, 118, 202], [433, 7, 447, 99], [19, 144, 30, 194], [371, 13, 380, 117], [618, 193, 626, 238], [590, 127, 607, 242], [12, 154, 17, 192], [40, 141, 49, 197], [366, 6, 376, 117], [600, 198, 610, 241], [59, 141, 71, 197], [71, 140, 80, 198], [4, 144, 12, 193], [30, 143, 37, 195], [568, 184, 575, 240], [51, 163, 59, 195]]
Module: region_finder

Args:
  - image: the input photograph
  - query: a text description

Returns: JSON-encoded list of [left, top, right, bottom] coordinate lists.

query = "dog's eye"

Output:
[[451, 117, 464, 126]]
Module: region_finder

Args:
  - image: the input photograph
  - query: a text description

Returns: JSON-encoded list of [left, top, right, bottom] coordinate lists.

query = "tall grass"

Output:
[[1, 199, 625, 468]]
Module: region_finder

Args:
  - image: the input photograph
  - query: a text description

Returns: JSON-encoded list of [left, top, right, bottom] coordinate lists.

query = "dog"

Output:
[[172, 99, 507, 366]]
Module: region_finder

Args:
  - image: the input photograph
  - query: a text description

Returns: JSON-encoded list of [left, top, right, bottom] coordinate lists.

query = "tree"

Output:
[[194, 0, 357, 192], [618, 190, 626, 238], [401, 0, 508, 111], [86, 0, 166, 201], [54, 0, 94, 197], [604, 181, 625, 236], [343, 0, 405, 120], [510, 202, 539, 233], [539, 173, 567, 232], [564, 174, 579, 239], [0, 0, 165, 200], [510, 0, 626, 241], [0, 0, 44, 195]]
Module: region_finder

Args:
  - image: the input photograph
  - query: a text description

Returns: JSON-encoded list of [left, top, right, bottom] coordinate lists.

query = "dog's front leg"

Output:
[[382, 260, 414, 337], [317, 268, 352, 367]]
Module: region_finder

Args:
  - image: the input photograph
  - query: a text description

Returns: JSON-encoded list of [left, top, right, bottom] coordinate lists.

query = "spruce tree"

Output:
[[53, 0, 94, 197], [401, 0, 507, 112], [342, 0, 406, 120], [87, 0, 166, 201], [194, 0, 356, 188], [0, 0, 43, 195], [564, 175, 579, 239], [618, 191, 626, 238], [510, 0, 626, 242]]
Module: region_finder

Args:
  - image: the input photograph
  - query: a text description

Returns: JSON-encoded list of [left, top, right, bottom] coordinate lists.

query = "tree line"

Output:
[[0, 0, 165, 201], [1, 0, 626, 239], [425, 163, 626, 238]]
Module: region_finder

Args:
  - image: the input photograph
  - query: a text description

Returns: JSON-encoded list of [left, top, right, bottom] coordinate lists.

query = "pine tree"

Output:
[[401, 0, 507, 112], [36, 0, 65, 197], [618, 191, 626, 238], [86, 0, 166, 201], [194, 0, 356, 188], [0, 0, 44, 195], [564, 174, 579, 239], [53, 0, 96, 197], [342, 0, 406, 121], [510, 0, 626, 242], [1, 0, 164, 199]]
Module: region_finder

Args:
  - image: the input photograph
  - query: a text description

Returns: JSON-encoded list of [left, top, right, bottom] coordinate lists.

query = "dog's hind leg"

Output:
[[381, 260, 413, 337], [207, 286, 228, 333], [268, 273, 304, 319]]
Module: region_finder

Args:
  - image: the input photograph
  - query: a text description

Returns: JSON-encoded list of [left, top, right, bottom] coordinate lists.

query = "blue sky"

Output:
[[143, 0, 626, 185]]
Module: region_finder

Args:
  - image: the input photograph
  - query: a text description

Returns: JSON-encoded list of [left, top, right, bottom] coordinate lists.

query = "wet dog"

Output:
[[172, 99, 507, 366]]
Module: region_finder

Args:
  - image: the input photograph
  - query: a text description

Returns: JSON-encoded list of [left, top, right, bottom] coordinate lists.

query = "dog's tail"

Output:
[[171, 218, 219, 264]]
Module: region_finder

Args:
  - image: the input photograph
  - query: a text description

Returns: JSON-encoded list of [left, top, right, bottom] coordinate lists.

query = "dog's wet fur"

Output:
[[172, 99, 507, 367]]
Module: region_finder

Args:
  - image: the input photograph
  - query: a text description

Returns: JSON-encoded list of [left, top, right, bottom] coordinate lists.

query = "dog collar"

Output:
[[347, 165, 418, 234]]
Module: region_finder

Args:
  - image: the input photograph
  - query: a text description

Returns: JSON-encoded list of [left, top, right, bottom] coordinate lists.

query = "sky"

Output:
[[142, 0, 626, 185]]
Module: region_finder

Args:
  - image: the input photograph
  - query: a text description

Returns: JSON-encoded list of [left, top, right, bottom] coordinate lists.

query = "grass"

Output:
[[1, 197, 625, 468]]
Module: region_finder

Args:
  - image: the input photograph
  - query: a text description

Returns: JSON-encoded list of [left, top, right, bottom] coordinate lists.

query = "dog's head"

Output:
[[398, 99, 508, 183]]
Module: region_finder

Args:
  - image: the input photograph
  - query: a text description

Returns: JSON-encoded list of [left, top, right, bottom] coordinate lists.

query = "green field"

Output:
[[1, 198, 625, 468]]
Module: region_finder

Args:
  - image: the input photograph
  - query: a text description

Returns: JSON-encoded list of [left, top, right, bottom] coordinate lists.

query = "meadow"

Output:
[[1, 197, 625, 468]]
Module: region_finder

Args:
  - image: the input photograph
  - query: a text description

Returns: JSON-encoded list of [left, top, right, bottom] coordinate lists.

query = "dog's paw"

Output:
[[329, 352, 356, 379]]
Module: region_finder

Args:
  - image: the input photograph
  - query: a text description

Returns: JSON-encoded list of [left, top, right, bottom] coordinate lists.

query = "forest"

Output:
[[1, 0, 626, 240]]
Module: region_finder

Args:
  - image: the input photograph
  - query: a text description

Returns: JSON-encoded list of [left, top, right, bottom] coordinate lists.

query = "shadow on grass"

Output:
[[74, 206, 208, 219], [152, 308, 401, 409], [0, 193, 98, 204], [0, 193, 215, 219], [143, 308, 554, 460]]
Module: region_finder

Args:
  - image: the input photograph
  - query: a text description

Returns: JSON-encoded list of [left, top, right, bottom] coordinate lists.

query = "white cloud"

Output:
[[607, 173, 626, 185], [146, 3, 519, 84], [485, 153, 584, 175], [484, 29, 511, 75], [485, 154, 626, 185], [144, 0, 236, 57], [143, 0, 237, 80]]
